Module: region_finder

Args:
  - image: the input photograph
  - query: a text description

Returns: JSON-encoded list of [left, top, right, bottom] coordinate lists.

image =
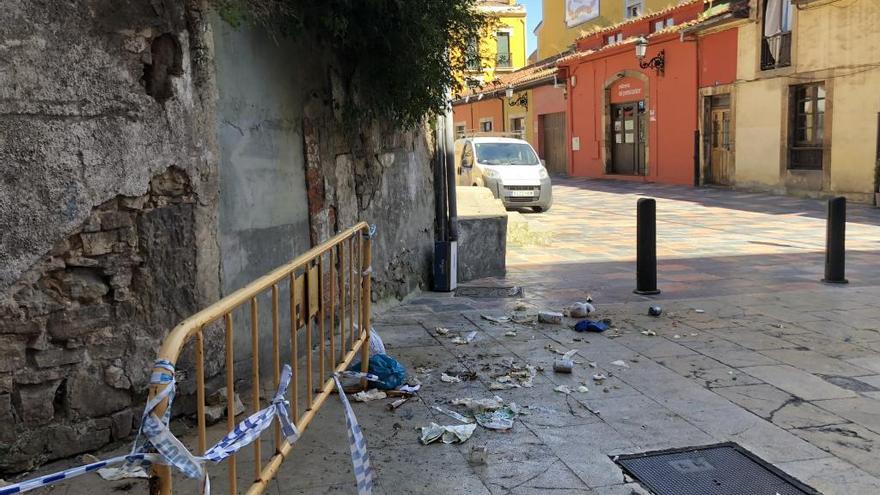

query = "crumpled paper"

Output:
[[419, 422, 477, 445], [475, 405, 518, 430]]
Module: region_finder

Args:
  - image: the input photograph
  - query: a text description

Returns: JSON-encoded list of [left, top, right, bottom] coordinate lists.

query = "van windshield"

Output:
[[474, 143, 539, 166]]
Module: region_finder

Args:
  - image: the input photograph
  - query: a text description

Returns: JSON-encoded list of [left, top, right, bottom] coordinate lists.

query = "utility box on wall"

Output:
[[432, 240, 458, 292]]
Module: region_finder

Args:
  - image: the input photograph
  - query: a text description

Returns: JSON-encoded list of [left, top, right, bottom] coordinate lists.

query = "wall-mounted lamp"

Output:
[[635, 36, 665, 76], [570, 75, 577, 87], [505, 86, 514, 98]]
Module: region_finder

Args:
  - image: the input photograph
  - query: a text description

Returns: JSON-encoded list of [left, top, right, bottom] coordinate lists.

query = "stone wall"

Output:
[[0, 0, 220, 472]]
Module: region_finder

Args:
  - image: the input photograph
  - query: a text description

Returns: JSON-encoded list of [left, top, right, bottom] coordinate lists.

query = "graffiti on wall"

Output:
[[566, 0, 600, 27]]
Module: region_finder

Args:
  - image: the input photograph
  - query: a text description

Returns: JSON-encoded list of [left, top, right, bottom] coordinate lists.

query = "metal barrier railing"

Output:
[[148, 222, 373, 494]]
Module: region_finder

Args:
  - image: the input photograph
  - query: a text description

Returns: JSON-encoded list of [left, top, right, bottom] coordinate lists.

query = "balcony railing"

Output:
[[496, 52, 512, 68], [761, 32, 792, 70]]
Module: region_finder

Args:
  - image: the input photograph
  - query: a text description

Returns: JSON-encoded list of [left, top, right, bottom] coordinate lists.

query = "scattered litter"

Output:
[[496, 375, 513, 383], [538, 311, 564, 324], [469, 444, 489, 465], [690, 332, 699, 336], [387, 397, 410, 410], [481, 314, 511, 324], [414, 367, 433, 375], [80, 454, 100, 463], [610, 360, 629, 368], [489, 381, 520, 390], [435, 327, 450, 335], [577, 385, 590, 393], [567, 302, 596, 318], [509, 365, 537, 388], [419, 422, 477, 445], [553, 358, 573, 373], [694, 309, 705, 314], [440, 373, 462, 383], [206, 387, 245, 423], [672, 334, 681, 339], [504, 331, 517, 337], [450, 336, 467, 345], [592, 373, 607, 382], [554, 385, 572, 394], [433, 406, 474, 424], [352, 389, 387, 402], [399, 384, 421, 394], [511, 313, 538, 325], [369, 328, 387, 356], [526, 405, 556, 414], [562, 349, 579, 361], [475, 405, 518, 430], [588, 362, 597, 368], [97, 465, 150, 481], [640, 330, 657, 336], [514, 301, 528, 311], [574, 320, 608, 333], [349, 354, 407, 390], [453, 397, 504, 413], [649, 306, 663, 317]]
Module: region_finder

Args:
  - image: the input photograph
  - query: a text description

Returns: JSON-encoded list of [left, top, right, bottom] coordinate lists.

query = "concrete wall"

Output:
[[733, 0, 880, 201], [0, 0, 220, 472]]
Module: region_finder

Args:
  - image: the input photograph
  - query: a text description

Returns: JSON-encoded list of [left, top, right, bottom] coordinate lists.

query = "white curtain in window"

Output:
[[764, 0, 783, 38]]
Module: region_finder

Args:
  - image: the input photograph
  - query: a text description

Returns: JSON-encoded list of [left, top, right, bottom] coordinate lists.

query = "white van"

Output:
[[454, 136, 553, 212]]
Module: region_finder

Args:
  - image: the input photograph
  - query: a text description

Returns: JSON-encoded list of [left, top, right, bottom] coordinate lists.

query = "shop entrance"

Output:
[[705, 94, 733, 185], [610, 101, 646, 175]]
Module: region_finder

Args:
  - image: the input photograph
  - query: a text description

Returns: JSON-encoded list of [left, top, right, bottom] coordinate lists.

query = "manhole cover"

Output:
[[615, 443, 820, 495], [454, 286, 523, 298]]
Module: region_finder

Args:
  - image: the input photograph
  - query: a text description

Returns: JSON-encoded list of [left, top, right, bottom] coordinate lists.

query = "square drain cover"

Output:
[[616, 443, 820, 495]]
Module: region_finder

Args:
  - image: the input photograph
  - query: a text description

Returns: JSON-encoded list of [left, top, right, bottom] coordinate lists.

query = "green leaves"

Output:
[[211, 0, 489, 129]]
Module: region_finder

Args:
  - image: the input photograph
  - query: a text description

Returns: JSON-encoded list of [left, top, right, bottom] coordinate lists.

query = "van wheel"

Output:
[[533, 206, 550, 213]]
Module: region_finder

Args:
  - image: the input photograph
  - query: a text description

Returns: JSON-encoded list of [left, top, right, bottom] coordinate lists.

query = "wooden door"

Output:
[[540, 112, 568, 175], [611, 102, 645, 175], [709, 107, 732, 185]]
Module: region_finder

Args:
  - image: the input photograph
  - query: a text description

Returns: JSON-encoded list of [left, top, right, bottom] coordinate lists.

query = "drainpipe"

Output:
[[444, 92, 459, 241]]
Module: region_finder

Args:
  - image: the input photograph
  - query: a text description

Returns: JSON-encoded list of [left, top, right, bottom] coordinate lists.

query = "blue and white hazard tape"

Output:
[[2, 362, 374, 495]]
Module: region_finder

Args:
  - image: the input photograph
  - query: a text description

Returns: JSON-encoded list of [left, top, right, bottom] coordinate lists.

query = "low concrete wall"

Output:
[[455, 187, 507, 282]]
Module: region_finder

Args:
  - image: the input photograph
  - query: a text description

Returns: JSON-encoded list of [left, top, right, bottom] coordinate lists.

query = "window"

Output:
[[788, 83, 826, 170], [606, 32, 623, 45], [653, 17, 674, 32], [480, 119, 493, 132], [455, 124, 466, 138], [496, 32, 512, 68], [625, 0, 644, 19], [761, 0, 793, 70], [510, 117, 525, 138], [466, 37, 480, 71]]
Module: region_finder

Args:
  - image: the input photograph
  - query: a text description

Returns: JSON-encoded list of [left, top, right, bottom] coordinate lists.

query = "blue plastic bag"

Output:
[[574, 320, 608, 333], [348, 354, 407, 390]]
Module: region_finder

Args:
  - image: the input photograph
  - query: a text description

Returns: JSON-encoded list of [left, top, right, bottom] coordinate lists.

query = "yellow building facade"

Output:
[[536, 0, 683, 59], [734, 0, 880, 202], [462, 1, 529, 86]]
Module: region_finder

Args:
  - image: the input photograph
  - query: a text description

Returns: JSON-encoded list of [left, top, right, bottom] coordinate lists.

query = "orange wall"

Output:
[[531, 84, 567, 156], [698, 29, 738, 88], [565, 36, 698, 185], [452, 99, 505, 133]]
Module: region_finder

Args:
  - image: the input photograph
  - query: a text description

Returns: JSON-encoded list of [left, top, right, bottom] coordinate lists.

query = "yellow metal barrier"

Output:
[[147, 222, 373, 495]]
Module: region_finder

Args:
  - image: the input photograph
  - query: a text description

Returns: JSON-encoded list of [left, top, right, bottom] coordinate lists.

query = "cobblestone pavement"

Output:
[[16, 179, 880, 495]]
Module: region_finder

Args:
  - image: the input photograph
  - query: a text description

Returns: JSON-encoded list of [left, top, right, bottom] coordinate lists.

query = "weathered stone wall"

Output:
[[0, 0, 220, 472]]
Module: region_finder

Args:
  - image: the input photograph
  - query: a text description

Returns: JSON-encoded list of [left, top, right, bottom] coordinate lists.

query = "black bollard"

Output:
[[823, 196, 848, 284], [634, 198, 661, 295]]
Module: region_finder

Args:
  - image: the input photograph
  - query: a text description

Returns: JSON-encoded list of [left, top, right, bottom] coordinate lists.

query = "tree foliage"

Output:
[[213, 0, 491, 128]]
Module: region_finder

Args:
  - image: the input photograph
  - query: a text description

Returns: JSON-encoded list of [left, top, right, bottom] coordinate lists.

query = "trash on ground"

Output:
[[562, 349, 579, 361], [577, 385, 590, 393], [206, 387, 245, 423], [97, 465, 150, 481], [640, 330, 657, 336], [553, 358, 573, 373], [574, 319, 608, 333], [450, 336, 467, 344], [538, 311, 564, 324], [414, 367, 433, 375], [469, 444, 489, 465], [504, 331, 517, 337], [509, 364, 537, 387], [352, 389, 387, 402], [592, 373, 607, 382], [481, 314, 511, 324], [489, 381, 519, 390], [673, 334, 681, 339], [610, 360, 629, 368], [349, 354, 407, 390], [435, 327, 449, 335], [511, 313, 538, 325], [440, 372, 462, 383], [649, 306, 663, 317], [433, 405, 474, 424], [694, 309, 705, 314], [554, 384, 572, 394], [475, 405, 518, 430], [453, 396, 504, 413], [588, 362, 597, 368], [387, 397, 410, 410], [419, 422, 477, 445], [399, 384, 421, 394], [514, 301, 528, 311], [567, 302, 596, 318]]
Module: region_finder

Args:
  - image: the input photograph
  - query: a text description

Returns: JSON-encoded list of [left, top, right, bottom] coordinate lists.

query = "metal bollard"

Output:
[[823, 196, 848, 284], [634, 198, 661, 295]]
